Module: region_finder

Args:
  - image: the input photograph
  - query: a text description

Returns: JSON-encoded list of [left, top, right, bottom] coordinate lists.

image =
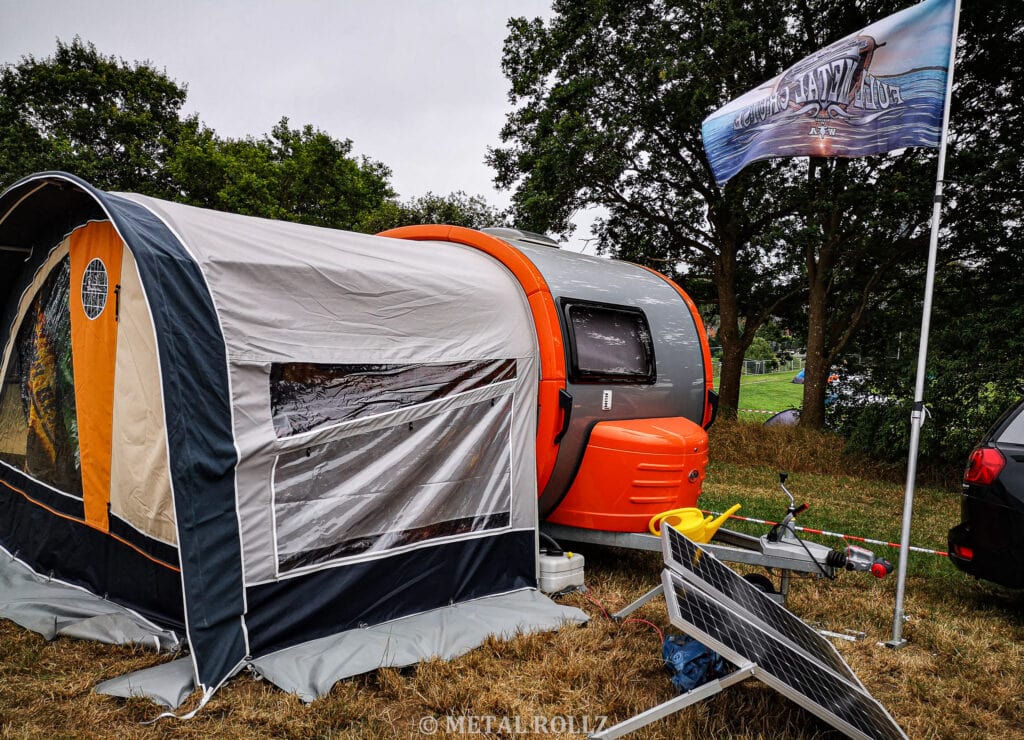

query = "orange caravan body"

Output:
[[380, 225, 716, 533]]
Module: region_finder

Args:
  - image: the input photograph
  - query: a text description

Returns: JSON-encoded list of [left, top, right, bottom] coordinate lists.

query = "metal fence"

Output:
[[711, 356, 805, 378]]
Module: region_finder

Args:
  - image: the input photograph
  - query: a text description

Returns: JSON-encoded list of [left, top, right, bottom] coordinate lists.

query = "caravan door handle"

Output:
[[554, 389, 573, 444]]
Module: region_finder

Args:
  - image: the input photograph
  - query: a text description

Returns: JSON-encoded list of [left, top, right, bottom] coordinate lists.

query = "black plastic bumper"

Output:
[[948, 496, 1024, 589]]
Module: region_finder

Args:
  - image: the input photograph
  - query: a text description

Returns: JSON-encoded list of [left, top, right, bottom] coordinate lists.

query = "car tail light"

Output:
[[963, 447, 1005, 486], [952, 544, 973, 561]]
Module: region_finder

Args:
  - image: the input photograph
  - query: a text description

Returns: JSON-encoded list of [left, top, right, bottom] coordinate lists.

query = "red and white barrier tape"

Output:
[[701, 509, 948, 557]]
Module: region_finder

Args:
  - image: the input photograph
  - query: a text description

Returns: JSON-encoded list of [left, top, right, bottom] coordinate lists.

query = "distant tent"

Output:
[[792, 368, 840, 386], [764, 408, 801, 427], [0, 172, 584, 708]]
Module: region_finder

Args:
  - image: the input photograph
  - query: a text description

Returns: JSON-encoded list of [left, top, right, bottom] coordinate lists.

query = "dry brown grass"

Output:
[[708, 418, 963, 488], [2, 422, 1023, 738]]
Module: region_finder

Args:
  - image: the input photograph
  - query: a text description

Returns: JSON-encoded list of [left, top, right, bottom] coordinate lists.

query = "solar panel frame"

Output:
[[663, 570, 907, 740], [662, 524, 863, 687]]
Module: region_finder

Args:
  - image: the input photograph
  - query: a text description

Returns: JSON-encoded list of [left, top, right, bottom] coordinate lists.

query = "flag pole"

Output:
[[886, 0, 962, 649]]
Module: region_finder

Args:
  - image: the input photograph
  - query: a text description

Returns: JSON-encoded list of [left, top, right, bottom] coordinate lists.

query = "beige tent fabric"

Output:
[[109, 247, 176, 546]]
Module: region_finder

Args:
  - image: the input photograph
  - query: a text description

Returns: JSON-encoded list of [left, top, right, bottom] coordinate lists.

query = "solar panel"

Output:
[[663, 570, 907, 740], [662, 525, 861, 686]]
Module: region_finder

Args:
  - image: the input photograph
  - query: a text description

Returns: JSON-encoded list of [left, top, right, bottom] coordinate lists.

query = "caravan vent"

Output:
[[482, 227, 561, 249]]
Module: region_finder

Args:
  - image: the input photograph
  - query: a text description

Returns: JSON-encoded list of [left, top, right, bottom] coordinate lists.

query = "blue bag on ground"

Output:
[[663, 634, 730, 692]]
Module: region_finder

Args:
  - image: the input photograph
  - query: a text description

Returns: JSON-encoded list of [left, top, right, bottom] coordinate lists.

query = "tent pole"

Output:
[[886, 0, 961, 649]]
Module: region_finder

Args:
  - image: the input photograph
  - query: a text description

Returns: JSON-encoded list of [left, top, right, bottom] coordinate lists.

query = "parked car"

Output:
[[948, 398, 1024, 588]]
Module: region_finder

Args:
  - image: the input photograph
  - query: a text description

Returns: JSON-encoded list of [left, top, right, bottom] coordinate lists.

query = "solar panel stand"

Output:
[[610, 584, 663, 621], [660, 528, 908, 739], [588, 661, 756, 740]]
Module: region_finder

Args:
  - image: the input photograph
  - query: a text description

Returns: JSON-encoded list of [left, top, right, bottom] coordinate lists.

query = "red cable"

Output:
[[622, 617, 665, 644], [579, 591, 666, 644], [581, 591, 610, 620]]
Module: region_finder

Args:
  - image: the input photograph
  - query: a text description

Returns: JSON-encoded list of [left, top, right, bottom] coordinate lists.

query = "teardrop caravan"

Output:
[[380, 225, 716, 533]]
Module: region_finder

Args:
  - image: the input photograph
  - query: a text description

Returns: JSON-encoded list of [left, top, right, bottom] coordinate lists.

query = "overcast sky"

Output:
[[0, 0, 599, 248]]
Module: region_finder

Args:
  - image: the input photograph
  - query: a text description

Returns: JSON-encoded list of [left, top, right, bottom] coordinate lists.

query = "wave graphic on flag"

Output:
[[702, 0, 955, 185]]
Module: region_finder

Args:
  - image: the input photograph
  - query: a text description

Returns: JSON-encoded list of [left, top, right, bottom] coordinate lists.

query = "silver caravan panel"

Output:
[[483, 229, 709, 518]]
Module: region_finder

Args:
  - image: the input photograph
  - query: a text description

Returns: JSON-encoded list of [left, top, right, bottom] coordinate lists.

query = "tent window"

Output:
[[271, 394, 513, 573], [0, 257, 83, 496], [564, 301, 655, 383], [270, 359, 516, 437]]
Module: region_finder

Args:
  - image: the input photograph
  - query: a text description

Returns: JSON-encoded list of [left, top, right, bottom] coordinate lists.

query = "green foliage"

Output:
[[743, 336, 777, 363], [829, 3, 1024, 463], [829, 397, 912, 464], [0, 37, 187, 197], [487, 0, 950, 425], [0, 38, 507, 237], [834, 250, 1024, 464], [168, 118, 395, 231], [359, 191, 509, 234]]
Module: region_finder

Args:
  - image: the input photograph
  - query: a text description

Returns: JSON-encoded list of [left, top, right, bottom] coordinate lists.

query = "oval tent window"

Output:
[[81, 258, 108, 320]]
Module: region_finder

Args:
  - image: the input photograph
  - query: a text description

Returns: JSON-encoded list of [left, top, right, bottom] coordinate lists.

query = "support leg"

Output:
[[589, 662, 756, 739], [611, 584, 664, 621]]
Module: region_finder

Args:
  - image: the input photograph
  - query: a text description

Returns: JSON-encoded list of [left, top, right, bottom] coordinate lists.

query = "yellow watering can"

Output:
[[648, 503, 742, 542]]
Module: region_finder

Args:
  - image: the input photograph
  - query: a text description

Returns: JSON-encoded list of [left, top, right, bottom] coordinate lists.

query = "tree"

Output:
[[360, 191, 509, 234], [744, 335, 777, 364], [0, 37, 187, 197], [489, 0, 968, 428], [0, 40, 401, 234], [168, 118, 395, 231], [790, 150, 935, 427], [489, 1, 806, 418], [831, 1, 1024, 461]]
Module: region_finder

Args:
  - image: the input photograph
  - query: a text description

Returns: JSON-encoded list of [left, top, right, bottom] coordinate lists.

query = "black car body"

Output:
[[949, 398, 1024, 588]]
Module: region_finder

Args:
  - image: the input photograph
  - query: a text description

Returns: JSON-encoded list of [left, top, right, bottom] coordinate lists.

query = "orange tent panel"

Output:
[[69, 222, 124, 531]]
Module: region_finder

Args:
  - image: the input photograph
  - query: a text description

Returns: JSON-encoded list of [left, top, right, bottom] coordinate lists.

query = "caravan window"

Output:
[[564, 301, 655, 383], [0, 257, 83, 496], [270, 359, 517, 437]]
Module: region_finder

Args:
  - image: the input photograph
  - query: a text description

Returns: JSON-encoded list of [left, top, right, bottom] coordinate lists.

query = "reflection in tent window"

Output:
[[565, 301, 655, 383], [0, 258, 82, 496], [270, 359, 517, 437], [271, 394, 514, 573]]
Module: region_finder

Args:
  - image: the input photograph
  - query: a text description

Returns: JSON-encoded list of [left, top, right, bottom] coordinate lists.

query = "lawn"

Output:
[[2, 421, 1022, 738], [736, 369, 805, 421]]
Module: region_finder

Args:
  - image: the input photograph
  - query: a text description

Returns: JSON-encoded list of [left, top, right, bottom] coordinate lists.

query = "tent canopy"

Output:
[[0, 172, 583, 703]]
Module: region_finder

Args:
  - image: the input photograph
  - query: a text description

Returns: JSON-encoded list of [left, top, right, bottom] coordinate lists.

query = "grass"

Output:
[[3, 421, 1024, 738], [735, 370, 805, 422]]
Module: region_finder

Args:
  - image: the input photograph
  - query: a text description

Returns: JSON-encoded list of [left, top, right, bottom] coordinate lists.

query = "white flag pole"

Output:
[[886, 0, 962, 649]]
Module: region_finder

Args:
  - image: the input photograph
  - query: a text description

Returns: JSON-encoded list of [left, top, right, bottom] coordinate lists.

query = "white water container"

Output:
[[539, 551, 585, 593]]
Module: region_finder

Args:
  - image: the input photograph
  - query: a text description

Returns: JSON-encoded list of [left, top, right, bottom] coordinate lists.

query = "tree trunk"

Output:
[[800, 274, 830, 428], [717, 340, 745, 417], [799, 158, 836, 429], [712, 238, 746, 419]]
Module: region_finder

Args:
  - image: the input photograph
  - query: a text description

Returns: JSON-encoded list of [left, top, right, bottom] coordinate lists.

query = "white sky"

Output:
[[0, 0, 600, 249]]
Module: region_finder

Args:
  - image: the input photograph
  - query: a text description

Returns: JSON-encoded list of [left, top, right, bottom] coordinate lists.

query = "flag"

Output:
[[701, 0, 956, 186]]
